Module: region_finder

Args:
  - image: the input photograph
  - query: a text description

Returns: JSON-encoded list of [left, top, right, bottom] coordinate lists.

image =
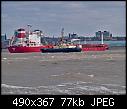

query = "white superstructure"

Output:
[[10, 26, 43, 47]]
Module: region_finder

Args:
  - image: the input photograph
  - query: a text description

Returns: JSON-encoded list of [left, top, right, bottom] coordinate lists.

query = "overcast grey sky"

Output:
[[1, 1, 125, 38]]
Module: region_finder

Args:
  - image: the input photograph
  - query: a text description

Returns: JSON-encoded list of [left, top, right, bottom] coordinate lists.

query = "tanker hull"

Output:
[[8, 45, 52, 53]]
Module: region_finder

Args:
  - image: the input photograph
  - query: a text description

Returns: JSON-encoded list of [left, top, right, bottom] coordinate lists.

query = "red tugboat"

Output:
[[8, 25, 53, 53], [41, 28, 109, 53]]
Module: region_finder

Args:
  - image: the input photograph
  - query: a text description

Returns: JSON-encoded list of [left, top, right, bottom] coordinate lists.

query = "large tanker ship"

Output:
[[8, 26, 109, 53], [8, 25, 53, 53]]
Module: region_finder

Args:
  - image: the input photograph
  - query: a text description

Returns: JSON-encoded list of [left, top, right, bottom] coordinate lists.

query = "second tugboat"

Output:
[[41, 28, 109, 53], [8, 25, 53, 53], [41, 28, 82, 53]]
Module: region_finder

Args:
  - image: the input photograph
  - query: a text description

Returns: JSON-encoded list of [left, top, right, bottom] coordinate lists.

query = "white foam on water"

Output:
[[88, 74, 94, 78], [62, 82, 76, 85], [75, 84, 125, 94], [51, 74, 60, 77], [2, 81, 126, 95], [57, 84, 66, 87], [102, 83, 126, 88], [2, 58, 30, 62], [52, 88, 71, 94], [76, 81, 92, 84], [121, 86, 126, 88], [2, 84, 35, 89]]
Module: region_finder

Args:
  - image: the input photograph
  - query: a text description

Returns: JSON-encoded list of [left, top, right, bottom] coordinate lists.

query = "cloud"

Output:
[[2, 1, 125, 37]]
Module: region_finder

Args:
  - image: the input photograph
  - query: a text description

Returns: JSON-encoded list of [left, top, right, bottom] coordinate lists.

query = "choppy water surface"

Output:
[[2, 81, 125, 95], [2, 49, 126, 95]]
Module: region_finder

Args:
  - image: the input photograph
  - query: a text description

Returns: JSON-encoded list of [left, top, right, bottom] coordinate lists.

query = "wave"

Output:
[[1, 81, 126, 95]]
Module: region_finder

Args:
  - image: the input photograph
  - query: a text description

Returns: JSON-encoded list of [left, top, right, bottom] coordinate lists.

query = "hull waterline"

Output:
[[8, 45, 53, 53], [41, 47, 82, 53]]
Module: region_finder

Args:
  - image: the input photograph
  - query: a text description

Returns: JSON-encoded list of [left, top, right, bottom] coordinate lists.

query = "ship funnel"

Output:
[[16, 28, 26, 38]]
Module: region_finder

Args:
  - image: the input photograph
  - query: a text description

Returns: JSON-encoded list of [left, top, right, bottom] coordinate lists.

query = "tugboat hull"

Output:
[[41, 47, 82, 53]]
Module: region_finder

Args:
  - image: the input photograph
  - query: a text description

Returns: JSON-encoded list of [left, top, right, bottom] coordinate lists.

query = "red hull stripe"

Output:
[[8, 45, 53, 53]]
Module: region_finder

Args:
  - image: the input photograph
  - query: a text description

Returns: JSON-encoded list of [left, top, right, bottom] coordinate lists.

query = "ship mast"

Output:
[[26, 24, 32, 46], [27, 24, 32, 35]]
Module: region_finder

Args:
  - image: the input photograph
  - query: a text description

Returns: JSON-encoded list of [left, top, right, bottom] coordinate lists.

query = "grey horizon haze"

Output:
[[1, 1, 125, 38]]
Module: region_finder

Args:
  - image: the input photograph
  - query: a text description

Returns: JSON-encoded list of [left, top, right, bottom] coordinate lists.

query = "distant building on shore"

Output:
[[1, 34, 7, 42], [68, 33, 78, 39], [95, 31, 112, 40], [95, 31, 102, 39]]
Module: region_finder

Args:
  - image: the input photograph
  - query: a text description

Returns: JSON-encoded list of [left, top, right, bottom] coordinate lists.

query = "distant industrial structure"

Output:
[[1, 34, 10, 49], [1, 34, 7, 41]]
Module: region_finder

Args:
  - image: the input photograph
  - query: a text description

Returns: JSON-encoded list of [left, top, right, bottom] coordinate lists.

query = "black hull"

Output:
[[41, 47, 82, 53]]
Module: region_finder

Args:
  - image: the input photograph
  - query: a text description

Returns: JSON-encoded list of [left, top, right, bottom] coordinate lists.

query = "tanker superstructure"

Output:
[[8, 26, 53, 53]]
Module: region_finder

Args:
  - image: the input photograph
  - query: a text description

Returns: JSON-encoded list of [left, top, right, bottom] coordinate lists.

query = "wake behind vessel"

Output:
[[8, 25, 53, 53]]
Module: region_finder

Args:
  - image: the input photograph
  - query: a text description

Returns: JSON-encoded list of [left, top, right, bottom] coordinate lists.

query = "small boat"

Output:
[[41, 47, 82, 53], [40, 28, 82, 53]]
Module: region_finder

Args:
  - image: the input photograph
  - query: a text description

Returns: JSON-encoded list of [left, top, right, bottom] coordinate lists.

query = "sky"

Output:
[[1, 1, 126, 38]]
